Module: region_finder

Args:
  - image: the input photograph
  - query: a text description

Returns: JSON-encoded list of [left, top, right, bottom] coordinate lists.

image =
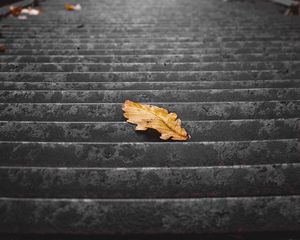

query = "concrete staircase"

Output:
[[0, 0, 299, 237]]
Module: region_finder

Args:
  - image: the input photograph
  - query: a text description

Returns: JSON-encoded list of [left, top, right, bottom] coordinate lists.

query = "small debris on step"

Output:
[[9, 6, 23, 16], [65, 3, 82, 11], [271, 0, 300, 15], [284, 1, 300, 15], [0, 44, 6, 53], [21, 7, 41, 16], [9, 6, 42, 18]]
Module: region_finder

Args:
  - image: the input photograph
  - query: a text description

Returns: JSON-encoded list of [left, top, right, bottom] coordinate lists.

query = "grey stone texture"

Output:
[[0, 0, 299, 236]]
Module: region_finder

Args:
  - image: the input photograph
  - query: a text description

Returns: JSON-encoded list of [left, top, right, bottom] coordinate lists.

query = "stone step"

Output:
[[1, 53, 300, 64], [1, 101, 299, 121], [1, 19, 299, 26], [0, 232, 299, 240], [0, 24, 300, 30], [2, 23, 300, 29], [1, 0, 300, 236], [2, 41, 300, 49], [0, 164, 299, 199], [1, 88, 299, 103], [0, 119, 298, 142], [1, 29, 299, 35], [3, 32, 300, 37], [4, 47, 300, 55], [2, 34, 300, 40], [0, 71, 297, 82], [0, 196, 299, 234], [0, 61, 299, 72], [1, 22, 299, 26], [2, 36, 300, 43], [1, 139, 299, 167], [2, 17, 299, 23], [3, 33, 300, 40], [2, 80, 300, 90]]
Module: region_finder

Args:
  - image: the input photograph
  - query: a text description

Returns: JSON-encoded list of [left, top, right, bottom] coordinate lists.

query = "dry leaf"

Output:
[[9, 6, 23, 16], [21, 7, 41, 16], [123, 100, 190, 141], [9, 6, 41, 17], [65, 3, 82, 11], [0, 44, 6, 52]]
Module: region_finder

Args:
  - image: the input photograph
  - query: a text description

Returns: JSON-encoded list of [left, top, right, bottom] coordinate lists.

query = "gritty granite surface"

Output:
[[0, 0, 299, 236]]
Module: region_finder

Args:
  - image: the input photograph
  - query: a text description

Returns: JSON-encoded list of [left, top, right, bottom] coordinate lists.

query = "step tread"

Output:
[[0, 196, 299, 234], [0, 118, 299, 142], [1, 101, 300, 121], [0, 163, 299, 198], [0, 139, 298, 167]]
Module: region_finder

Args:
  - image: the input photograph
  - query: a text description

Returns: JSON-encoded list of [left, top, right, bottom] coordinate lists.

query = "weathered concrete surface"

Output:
[[0, 164, 299, 198], [0, 0, 300, 236], [2, 80, 300, 90], [0, 119, 299, 142], [0, 140, 299, 167], [0, 196, 299, 234], [2, 88, 300, 103], [0, 71, 299, 82], [0, 62, 300, 72], [1, 101, 300, 121]]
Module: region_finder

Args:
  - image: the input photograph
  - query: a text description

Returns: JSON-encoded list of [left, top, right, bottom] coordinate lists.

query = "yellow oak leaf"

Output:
[[123, 100, 190, 141], [64, 3, 81, 11]]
